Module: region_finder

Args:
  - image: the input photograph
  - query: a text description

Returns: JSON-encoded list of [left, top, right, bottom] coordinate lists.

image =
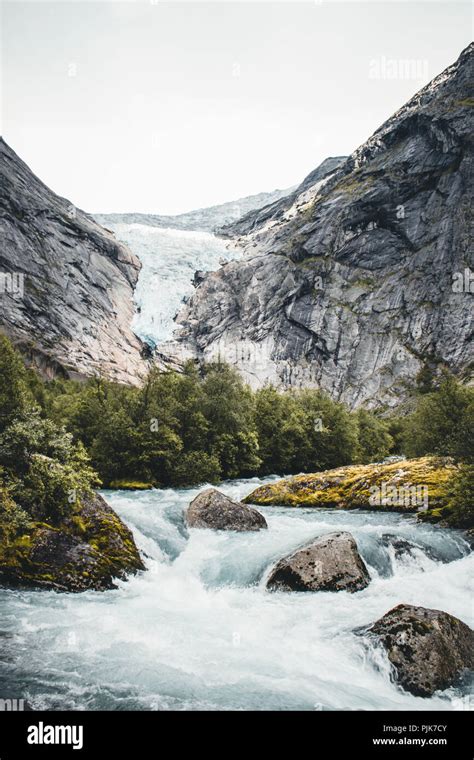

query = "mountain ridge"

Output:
[[94, 185, 294, 234], [168, 43, 474, 408], [0, 137, 147, 384]]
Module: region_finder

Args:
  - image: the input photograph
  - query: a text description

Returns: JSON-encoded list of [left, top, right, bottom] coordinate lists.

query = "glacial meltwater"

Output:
[[0, 478, 472, 711]]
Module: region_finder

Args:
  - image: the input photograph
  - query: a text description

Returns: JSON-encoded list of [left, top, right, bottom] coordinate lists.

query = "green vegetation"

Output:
[[0, 336, 472, 530], [0, 336, 98, 525], [401, 371, 473, 528], [21, 350, 393, 488], [244, 457, 454, 510], [247, 371, 473, 528]]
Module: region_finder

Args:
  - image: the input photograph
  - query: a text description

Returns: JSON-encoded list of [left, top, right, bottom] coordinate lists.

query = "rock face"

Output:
[[186, 488, 267, 531], [219, 156, 347, 238], [0, 138, 146, 384], [0, 491, 145, 592], [172, 44, 474, 409], [266, 531, 370, 592], [366, 604, 474, 697]]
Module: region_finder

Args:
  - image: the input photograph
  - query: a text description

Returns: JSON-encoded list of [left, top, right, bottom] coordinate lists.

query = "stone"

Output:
[[365, 604, 474, 697], [266, 531, 370, 592], [186, 488, 267, 531], [0, 138, 146, 385], [0, 491, 145, 592], [170, 44, 474, 410]]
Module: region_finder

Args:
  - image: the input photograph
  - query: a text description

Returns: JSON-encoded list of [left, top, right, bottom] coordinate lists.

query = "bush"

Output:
[[172, 451, 222, 487], [0, 487, 31, 540], [12, 449, 97, 524], [443, 465, 474, 529], [0, 335, 31, 430], [403, 373, 474, 463], [355, 409, 393, 464]]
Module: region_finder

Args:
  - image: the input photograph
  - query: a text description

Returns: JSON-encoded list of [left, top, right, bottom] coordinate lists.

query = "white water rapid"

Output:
[[0, 478, 472, 711]]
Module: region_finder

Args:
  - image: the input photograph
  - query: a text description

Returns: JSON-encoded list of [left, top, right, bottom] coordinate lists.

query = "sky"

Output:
[[1, 1, 472, 215]]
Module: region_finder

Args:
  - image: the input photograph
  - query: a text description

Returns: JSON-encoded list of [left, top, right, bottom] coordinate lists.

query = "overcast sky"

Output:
[[1, 1, 472, 214]]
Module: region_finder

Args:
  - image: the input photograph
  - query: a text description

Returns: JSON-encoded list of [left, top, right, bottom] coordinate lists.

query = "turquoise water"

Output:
[[0, 477, 472, 711]]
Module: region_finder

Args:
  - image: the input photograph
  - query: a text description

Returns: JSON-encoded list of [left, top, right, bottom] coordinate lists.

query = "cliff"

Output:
[[171, 44, 474, 408], [0, 138, 146, 384]]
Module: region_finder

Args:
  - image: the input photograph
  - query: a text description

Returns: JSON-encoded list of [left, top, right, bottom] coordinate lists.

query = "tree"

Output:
[[442, 465, 474, 529], [355, 408, 393, 464], [201, 362, 261, 478], [403, 373, 474, 462], [0, 335, 30, 430]]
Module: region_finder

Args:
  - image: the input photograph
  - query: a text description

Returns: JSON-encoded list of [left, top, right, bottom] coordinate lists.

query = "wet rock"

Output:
[[366, 604, 474, 696], [266, 531, 370, 592], [0, 492, 145, 592], [186, 488, 267, 531], [245, 456, 454, 512], [380, 534, 438, 562]]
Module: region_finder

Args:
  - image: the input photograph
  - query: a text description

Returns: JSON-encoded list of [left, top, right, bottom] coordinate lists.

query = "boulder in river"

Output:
[[244, 457, 454, 514], [366, 604, 474, 697], [266, 531, 370, 592], [186, 488, 267, 531], [0, 491, 145, 592]]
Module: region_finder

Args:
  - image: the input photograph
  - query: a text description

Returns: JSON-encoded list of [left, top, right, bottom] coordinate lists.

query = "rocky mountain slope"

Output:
[[219, 156, 346, 238], [0, 138, 146, 384], [171, 44, 474, 408], [94, 185, 293, 233]]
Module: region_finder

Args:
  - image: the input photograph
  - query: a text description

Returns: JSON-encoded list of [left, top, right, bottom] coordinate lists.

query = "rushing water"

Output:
[[0, 478, 472, 711], [106, 223, 236, 346]]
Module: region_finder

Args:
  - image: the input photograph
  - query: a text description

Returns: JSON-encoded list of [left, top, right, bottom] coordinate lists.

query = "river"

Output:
[[0, 477, 472, 711]]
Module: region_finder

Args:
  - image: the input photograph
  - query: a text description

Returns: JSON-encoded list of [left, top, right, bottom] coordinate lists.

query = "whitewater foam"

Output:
[[0, 478, 471, 711]]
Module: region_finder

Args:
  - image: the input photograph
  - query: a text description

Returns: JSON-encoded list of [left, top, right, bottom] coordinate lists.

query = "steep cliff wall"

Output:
[[171, 44, 474, 408], [0, 139, 146, 384]]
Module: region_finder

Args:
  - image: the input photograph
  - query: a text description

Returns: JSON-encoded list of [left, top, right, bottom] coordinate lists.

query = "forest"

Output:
[[0, 335, 472, 527]]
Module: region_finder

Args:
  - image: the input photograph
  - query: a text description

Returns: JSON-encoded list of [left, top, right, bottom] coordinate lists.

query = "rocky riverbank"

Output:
[[0, 490, 144, 592]]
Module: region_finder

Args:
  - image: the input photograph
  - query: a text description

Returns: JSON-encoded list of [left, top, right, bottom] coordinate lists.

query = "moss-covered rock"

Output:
[[0, 490, 144, 592], [108, 480, 154, 491], [244, 457, 454, 516]]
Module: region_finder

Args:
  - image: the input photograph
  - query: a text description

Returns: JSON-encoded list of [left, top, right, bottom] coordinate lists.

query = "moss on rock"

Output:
[[0, 490, 144, 592], [243, 457, 455, 516], [108, 480, 154, 490]]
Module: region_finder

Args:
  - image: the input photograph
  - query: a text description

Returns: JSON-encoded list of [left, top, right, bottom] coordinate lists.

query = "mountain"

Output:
[[0, 138, 146, 384], [170, 44, 474, 409], [94, 186, 294, 233], [219, 156, 346, 238]]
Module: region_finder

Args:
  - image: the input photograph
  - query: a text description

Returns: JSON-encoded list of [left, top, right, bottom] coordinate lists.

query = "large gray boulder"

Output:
[[366, 604, 474, 696], [186, 488, 267, 531], [266, 531, 370, 592]]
